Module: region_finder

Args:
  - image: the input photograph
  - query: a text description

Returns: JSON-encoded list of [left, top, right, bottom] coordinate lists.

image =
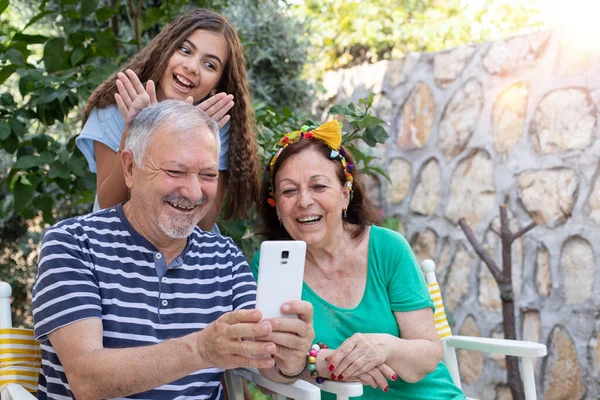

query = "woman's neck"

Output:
[[304, 224, 353, 272]]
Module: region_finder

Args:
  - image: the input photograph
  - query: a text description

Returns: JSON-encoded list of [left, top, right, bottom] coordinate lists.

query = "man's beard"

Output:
[[159, 193, 208, 238]]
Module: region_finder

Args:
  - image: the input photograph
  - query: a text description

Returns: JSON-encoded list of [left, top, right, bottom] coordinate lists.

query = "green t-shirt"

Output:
[[250, 225, 465, 400]]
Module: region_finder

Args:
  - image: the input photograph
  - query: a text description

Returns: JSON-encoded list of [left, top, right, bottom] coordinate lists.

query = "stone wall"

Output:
[[316, 29, 599, 399]]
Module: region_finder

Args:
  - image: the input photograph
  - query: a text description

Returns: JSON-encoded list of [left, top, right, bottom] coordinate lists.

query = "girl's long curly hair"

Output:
[[82, 9, 258, 220]]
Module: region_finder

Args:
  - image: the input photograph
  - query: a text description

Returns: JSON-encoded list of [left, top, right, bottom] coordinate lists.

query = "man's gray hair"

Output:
[[125, 100, 221, 167]]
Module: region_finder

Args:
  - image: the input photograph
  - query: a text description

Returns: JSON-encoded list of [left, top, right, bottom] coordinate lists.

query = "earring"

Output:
[[278, 217, 282, 227], [210, 89, 216, 96], [342, 208, 347, 219]]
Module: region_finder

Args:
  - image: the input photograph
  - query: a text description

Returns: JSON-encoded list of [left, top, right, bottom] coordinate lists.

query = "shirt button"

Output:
[[162, 300, 168, 306], [162, 277, 168, 283], [155, 253, 162, 259]]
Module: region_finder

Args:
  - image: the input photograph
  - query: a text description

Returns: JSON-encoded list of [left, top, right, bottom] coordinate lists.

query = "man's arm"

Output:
[[49, 310, 276, 400]]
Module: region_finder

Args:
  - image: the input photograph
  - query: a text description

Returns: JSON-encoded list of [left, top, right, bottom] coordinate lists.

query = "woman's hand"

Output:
[[191, 92, 234, 129], [114, 69, 158, 127], [257, 300, 315, 376], [344, 364, 397, 392], [327, 333, 393, 381]]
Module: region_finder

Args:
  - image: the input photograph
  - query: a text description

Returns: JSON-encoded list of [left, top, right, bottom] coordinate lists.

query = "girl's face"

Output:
[[156, 29, 228, 103]]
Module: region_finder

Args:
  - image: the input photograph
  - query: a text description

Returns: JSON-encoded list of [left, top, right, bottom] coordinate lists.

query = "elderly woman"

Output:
[[250, 121, 465, 399]]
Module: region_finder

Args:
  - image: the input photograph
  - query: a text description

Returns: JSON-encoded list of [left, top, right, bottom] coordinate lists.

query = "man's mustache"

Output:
[[163, 193, 207, 207]]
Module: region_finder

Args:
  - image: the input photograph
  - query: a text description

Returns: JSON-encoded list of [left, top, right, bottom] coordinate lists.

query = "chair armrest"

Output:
[[229, 368, 320, 400], [1, 384, 37, 400], [444, 335, 547, 358], [317, 380, 364, 397]]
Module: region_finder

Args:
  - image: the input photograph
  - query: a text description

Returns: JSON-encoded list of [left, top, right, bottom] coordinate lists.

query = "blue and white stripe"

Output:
[[33, 204, 256, 399]]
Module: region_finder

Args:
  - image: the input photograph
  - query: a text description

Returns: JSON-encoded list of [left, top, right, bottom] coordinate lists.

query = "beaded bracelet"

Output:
[[308, 342, 328, 384]]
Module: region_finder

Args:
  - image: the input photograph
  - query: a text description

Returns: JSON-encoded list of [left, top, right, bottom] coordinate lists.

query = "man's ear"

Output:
[[121, 150, 136, 189]]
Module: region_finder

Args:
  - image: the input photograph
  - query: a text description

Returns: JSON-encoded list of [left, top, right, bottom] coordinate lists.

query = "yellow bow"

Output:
[[279, 120, 342, 150]]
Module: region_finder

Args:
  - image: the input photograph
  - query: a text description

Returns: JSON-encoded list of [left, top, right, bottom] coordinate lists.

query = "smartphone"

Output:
[[255, 240, 306, 319]]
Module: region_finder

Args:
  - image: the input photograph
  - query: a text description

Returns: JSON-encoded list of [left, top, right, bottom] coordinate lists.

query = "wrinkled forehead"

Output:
[[148, 123, 219, 166]]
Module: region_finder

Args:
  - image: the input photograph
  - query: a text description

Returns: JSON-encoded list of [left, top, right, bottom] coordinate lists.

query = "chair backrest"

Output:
[[0, 283, 41, 394], [421, 260, 452, 339]]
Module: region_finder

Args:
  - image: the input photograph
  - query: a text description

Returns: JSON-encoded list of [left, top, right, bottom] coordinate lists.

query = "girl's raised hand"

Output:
[[114, 69, 158, 127], [195, 92, 234, 129]]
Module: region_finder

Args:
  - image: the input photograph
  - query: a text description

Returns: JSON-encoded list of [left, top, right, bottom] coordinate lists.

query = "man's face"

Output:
[[126, 122, 219, 239]]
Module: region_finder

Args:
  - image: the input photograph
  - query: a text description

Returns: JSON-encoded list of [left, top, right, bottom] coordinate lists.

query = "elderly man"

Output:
[[32, 100, 314, 399]]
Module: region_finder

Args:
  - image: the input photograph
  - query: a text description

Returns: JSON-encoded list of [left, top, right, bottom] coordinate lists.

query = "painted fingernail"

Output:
[[392, 373, 398, 381], [338, 375, 344, 380], [384, 386, 389, 392], [331, 374, 336, 380], [328, 364, 335, 371]]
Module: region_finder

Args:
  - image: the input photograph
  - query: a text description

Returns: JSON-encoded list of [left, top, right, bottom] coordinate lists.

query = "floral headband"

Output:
[[265, 120, 355, 207]]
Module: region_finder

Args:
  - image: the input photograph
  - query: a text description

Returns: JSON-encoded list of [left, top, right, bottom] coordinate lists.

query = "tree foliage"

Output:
[[294, 0, 544, 70]]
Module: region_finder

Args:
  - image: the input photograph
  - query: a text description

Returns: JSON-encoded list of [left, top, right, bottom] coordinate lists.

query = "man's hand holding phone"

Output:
[[257, 300, 315, 375]]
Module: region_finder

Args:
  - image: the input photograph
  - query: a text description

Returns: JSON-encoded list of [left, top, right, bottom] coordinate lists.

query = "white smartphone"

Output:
[[255, 240, 306, 319]]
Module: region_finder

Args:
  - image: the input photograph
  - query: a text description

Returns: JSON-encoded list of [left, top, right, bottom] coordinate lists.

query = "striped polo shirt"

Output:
[[32, 204, 257, 399]]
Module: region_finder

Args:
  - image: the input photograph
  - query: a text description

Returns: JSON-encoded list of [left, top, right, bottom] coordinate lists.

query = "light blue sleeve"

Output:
[[218, 121, 230, 171], [75, 105, 125, 173]]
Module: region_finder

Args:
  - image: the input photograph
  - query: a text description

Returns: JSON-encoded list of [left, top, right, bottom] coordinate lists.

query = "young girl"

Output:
[[76, 9, 259, 231]]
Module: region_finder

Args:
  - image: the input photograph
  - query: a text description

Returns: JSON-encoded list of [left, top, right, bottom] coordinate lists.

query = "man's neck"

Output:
[[122, 202, 187, 264]]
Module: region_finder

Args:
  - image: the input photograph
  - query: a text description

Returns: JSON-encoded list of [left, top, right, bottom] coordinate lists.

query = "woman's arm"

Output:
[[198, 171, 228, 231], [378, 308, 443, 382], [95, 140, 129, 209], [328, 308, 443, 384]]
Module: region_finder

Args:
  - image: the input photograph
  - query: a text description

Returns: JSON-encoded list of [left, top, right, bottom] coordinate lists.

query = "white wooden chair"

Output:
[[0, 281, 320, 400], [314, 259, 547, 400]]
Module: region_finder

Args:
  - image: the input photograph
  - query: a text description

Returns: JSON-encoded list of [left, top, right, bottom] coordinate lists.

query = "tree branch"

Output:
[[512, 221, 537, 242], [458, 218, 503, 282], [110, 0, 119, 55]]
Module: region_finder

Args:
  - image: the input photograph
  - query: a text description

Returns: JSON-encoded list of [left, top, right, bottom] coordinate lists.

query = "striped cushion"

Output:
[[427, 282, 452, 339], [0, 328, 41, 393]]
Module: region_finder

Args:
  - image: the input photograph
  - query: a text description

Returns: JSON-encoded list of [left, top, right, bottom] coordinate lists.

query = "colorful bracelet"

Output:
[[308, 342, 328, 384]]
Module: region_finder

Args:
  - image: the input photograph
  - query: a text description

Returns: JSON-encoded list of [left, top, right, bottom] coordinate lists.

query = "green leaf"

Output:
[[9, 118, 26, 136], [13, 176, 35, 215], [328, 105, 350, 116], [43, 38, 65, 73], [369, 165, 391, 183], [80, 0, 98, 18], [70, 45, 87, 66], [144, 7, 162, 29], [64, 9, 80, 20], [0, 65, 17, 85], [380, 217, 399, 231], [6, 48, 25, 66], [12, 155, 45, 169], [23, 10, 55, 31], [0, 121, 10, 140], [37, 89, 58, 104], [48, 162, 71, 179], [0, 0, 8, 15], [362, 125, 388, 147], [95, 6, 115, 22], [31, 134, 50, 151], [361, 115, 385, 129], [0, 132, 18, 153], [12, 33, 49, 44], [33, 194, 54, 224], [61, 0, 80, 5]]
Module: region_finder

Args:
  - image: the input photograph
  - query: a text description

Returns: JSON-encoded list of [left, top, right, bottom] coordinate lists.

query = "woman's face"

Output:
[[275, 148, 350, 248], [156, 29, 228, 103]]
